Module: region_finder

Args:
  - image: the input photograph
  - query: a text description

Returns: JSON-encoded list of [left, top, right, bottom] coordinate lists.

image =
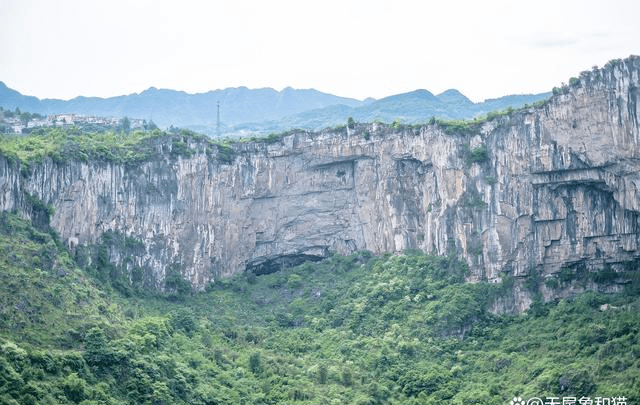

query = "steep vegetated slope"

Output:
[[1, 56, 640, 312], [0, 212, 126, 348], [0, 211, 639, 404]]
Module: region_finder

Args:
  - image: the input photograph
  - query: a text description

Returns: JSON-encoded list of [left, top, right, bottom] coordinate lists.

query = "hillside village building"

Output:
[[1, 113, 144, 133]]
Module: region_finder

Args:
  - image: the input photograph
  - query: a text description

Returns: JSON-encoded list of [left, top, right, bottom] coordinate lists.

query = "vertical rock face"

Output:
[[1, 56, 639, 312]]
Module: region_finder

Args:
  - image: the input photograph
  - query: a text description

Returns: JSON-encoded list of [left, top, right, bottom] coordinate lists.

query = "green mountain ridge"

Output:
[[0, 81, 549, 136], [234, 90, 550, 135]]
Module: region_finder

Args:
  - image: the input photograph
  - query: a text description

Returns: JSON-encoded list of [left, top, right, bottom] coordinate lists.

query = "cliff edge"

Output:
[[1, 56, 639, 312]]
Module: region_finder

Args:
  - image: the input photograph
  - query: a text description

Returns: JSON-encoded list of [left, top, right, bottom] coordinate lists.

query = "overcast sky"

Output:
[[1, 0, 639, 102]]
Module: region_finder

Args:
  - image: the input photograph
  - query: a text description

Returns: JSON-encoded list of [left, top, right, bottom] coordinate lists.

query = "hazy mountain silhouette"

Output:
[[0, 81, 549, 136]]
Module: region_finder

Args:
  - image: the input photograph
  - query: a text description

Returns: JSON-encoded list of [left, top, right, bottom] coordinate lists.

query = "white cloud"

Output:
[[0, 0, 638, 102]]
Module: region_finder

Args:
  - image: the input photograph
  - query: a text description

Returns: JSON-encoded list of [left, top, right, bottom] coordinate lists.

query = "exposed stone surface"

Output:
[[1, 56, 639, 312]]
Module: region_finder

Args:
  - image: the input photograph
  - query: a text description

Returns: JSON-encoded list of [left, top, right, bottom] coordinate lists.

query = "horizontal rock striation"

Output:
[[1, 56, 639, 311]]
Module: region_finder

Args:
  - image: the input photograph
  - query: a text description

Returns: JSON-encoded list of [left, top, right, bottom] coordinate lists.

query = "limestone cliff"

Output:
[[1, 56, 639, 311]]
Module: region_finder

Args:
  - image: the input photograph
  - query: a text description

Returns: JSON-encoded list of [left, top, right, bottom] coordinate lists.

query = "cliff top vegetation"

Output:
[[0, 98, 548, 171], [0, 126, 239, 170]]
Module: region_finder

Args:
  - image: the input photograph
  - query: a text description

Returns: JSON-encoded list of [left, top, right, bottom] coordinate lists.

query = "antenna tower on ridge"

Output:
[[216, 101, 221, 137]]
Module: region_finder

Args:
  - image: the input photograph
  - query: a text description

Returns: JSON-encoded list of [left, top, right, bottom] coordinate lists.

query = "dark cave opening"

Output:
[[246, 253, 326, 275]]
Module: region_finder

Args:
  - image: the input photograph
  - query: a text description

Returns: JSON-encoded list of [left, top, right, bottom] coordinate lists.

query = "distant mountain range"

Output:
[[0, 81, 550, 136]]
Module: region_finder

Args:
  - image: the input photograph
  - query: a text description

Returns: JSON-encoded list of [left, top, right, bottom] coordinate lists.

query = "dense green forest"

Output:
[[1, 210, 639, 405]]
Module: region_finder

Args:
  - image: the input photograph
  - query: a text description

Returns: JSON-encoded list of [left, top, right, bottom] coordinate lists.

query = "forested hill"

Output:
[[0, 210, 639, 404], [0, 81, 549, 135]]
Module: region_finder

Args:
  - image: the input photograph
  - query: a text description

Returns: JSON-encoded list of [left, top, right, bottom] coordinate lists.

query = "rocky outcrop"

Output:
[[1, 56, 639, 311]]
